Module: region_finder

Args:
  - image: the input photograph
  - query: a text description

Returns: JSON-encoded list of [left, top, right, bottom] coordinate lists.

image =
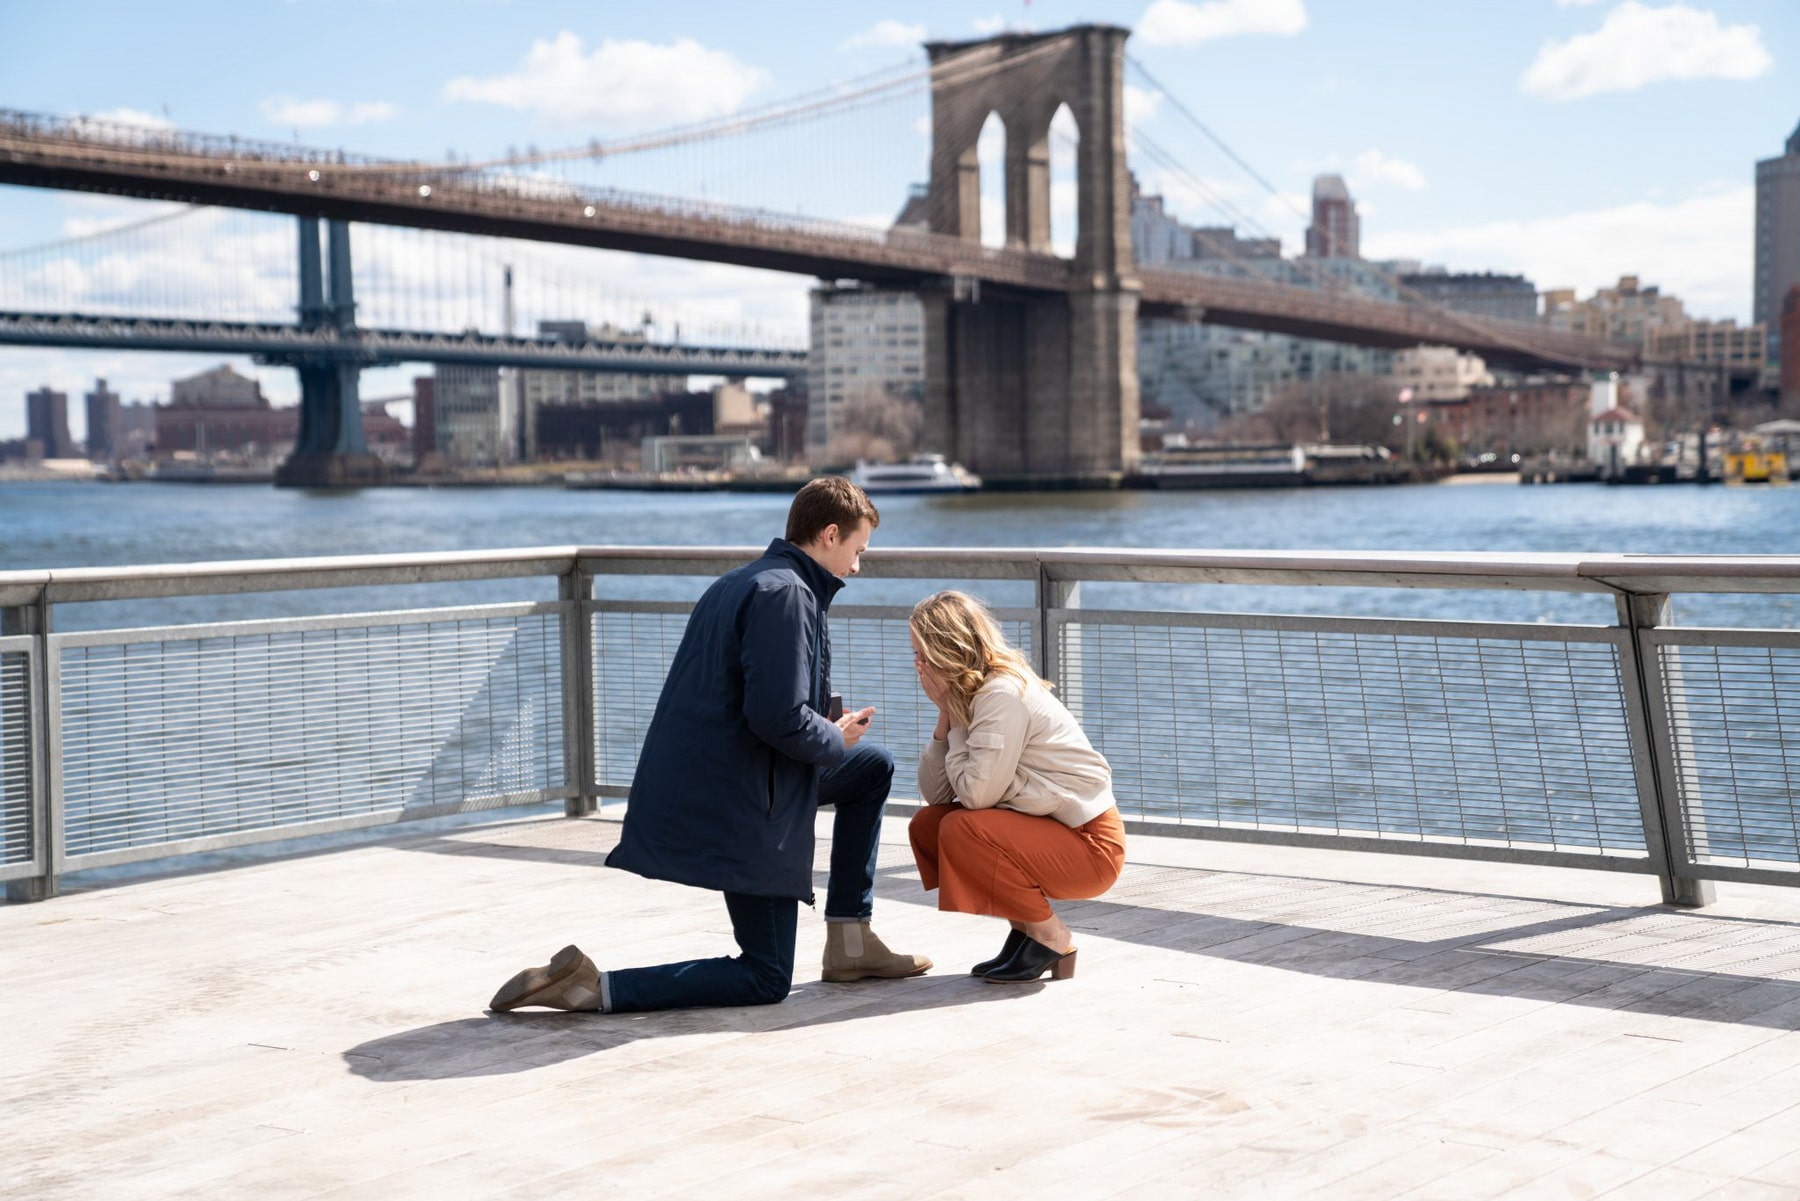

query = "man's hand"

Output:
[[837, 706, 876, 749]]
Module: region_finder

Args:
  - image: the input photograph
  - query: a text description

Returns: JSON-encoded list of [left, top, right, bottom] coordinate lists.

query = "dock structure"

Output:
[[9, 543, 1800, 1196], [7, 815, 1800, 1199]]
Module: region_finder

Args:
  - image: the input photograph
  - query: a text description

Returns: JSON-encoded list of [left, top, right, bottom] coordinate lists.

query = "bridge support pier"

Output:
[[275, 216, 386, 488], [925, 285, 1139, 486], [921, 25, 1140, 486]]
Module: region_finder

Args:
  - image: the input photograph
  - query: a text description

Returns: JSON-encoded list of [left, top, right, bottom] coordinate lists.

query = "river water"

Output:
[[2, 477, 1798, 628], [5, 477, 1798, 866]]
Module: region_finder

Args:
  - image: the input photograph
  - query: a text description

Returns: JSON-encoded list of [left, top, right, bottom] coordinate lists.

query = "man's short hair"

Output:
[[786, 476, 880, 545]]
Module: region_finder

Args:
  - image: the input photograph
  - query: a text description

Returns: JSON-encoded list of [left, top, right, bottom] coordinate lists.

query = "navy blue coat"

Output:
[[605, 539, 846, 901]]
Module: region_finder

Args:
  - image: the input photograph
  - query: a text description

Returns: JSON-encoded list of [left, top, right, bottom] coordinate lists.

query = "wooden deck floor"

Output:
[[7, 813, 1800, 1200]]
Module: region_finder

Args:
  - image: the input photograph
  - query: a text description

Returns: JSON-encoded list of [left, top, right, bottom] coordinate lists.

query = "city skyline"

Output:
[[1, 0, 1795, 439]]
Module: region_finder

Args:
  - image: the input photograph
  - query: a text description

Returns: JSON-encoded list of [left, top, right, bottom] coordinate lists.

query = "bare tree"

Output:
[[825, 384, 924, 464], [1211, 373, 1402, 448]]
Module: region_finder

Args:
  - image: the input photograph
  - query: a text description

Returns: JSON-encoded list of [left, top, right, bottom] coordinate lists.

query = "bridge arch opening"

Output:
[[1048, 102, 1079, 259], [976, 110, 1007, 251]]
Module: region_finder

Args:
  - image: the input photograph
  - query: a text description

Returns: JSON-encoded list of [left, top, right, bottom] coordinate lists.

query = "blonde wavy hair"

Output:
[[909, 590, 1047, 726]]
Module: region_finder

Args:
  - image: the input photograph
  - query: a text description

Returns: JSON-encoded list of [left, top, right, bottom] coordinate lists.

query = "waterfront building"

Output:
[[1755, 119, 1800, 348], [1589, 405, 1647, 476], [430, 363, 509, 466], [1783, 286, 1800, 408], [114, 401, 155, 461], [83, 378, 120, 461], [25, 385, 74, 459], [1396, 270, 1539, 322], [155, 365, 294, 458], [1543, 276, 1687, 347], [1392, 347, 1493, 403], [171, 364, 265, 408], [534, 392, 713, 463], [1304, 174, 1359, 260], [1430, 378, 1589, 457], [1645, 318, 1769, 371], [518, 321, 668, 461], [806, 284, 925, 458]]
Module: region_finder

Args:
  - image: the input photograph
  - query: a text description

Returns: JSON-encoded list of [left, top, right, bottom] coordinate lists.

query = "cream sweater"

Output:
[[916, 672, 1116, 828]]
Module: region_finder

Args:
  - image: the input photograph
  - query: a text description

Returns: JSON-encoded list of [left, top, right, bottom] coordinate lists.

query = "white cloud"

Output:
[[443, 33, 767, 129], [1137, 0, 1307, 47], [1123, 84, 1163, 128], [1363, 184, 1754, 322], [972, 15, 1034, 35], [1521, 1, 1772, 101], [88, 108, 174, 131], [1350, 149, 1426, 193], [260, 97, 398, 128], [840, 20, 926, 50]]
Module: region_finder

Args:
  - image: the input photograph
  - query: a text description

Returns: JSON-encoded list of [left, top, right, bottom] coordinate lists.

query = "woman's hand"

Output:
[[913, 652, 954, 740]]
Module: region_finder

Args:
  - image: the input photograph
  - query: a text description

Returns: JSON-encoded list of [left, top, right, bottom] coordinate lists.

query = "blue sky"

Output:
[[1, 0, 1795, 438]]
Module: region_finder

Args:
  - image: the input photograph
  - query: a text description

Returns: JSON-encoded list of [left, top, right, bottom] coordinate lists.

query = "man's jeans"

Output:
[[604, 741, 894, 1013]]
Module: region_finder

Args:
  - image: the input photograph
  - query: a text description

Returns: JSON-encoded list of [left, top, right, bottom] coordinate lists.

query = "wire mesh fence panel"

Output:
[[58, 606, 565, 860], [590, 604, 1031, 802], [0, 647, 31, 867], [1659, 642, 1800, 871], [592, 607, 690, 791], [1058, 616, 1647, 857]]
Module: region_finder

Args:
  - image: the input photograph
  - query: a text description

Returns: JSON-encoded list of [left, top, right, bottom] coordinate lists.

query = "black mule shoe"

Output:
[[970, 929, 1028, 976], [981, 934, 1078, 983]]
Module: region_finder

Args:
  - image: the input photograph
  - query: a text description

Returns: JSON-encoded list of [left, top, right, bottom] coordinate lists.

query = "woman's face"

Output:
[[910, 629, 948, 701]]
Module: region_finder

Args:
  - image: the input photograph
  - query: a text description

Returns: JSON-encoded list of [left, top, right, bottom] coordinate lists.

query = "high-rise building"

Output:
[[84, 377, 121, 460], [411, 376, 436, 466], [806, 285, 925, 457], [1305, 175, 1359, 260], [1754, 119, 1800, 347], [25, 386, 74, 458], [1130, 180, 1392, 427]]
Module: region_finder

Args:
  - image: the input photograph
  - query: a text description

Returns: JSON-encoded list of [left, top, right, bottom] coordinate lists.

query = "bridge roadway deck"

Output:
[[7, 813, 1800, 1200]]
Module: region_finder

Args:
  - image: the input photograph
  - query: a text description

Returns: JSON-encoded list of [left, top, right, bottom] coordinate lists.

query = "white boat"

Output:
[[850, 454, 982, 494]]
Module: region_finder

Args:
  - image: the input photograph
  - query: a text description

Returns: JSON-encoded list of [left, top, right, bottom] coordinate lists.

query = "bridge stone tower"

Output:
[[921, 24, 1140, 485], [274, 216, 387, 488]]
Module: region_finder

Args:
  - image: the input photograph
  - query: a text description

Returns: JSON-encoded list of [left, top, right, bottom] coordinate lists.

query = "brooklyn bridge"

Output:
[[0, 24, 1638, 485]]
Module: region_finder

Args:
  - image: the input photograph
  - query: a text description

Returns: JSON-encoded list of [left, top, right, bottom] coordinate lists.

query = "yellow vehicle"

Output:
[[1723, 437, 1790, 485]]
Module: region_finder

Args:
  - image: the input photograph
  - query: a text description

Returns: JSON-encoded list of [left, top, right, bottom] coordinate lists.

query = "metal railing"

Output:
[[6, 546, 1800, 906]]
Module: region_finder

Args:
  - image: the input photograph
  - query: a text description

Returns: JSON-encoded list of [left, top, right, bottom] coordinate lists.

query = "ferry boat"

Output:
[[1138, 443, 1308, 488], [850, 454, 982, 494]]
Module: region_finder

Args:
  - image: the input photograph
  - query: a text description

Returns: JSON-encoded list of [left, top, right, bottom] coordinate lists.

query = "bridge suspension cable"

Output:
[[1124, 55, 1596, 368]]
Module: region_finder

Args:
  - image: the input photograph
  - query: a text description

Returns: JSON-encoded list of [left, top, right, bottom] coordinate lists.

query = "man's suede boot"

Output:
[[822, 920, 932, 982], [489, 945, 603, 1011]]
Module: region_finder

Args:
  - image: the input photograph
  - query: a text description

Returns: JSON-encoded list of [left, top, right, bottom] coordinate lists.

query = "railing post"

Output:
[[1036, 560, 1081, 695], [559, 563, 597, 818], [1616, 592, 1714, 908], [4, 594, 59, 903]]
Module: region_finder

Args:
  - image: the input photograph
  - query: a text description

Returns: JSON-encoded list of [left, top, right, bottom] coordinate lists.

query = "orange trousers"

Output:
[[908, 803, 1126, 923]]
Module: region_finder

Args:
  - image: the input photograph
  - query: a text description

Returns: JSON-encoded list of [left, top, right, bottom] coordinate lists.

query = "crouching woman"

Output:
[[907, 590, 1126, 982]]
